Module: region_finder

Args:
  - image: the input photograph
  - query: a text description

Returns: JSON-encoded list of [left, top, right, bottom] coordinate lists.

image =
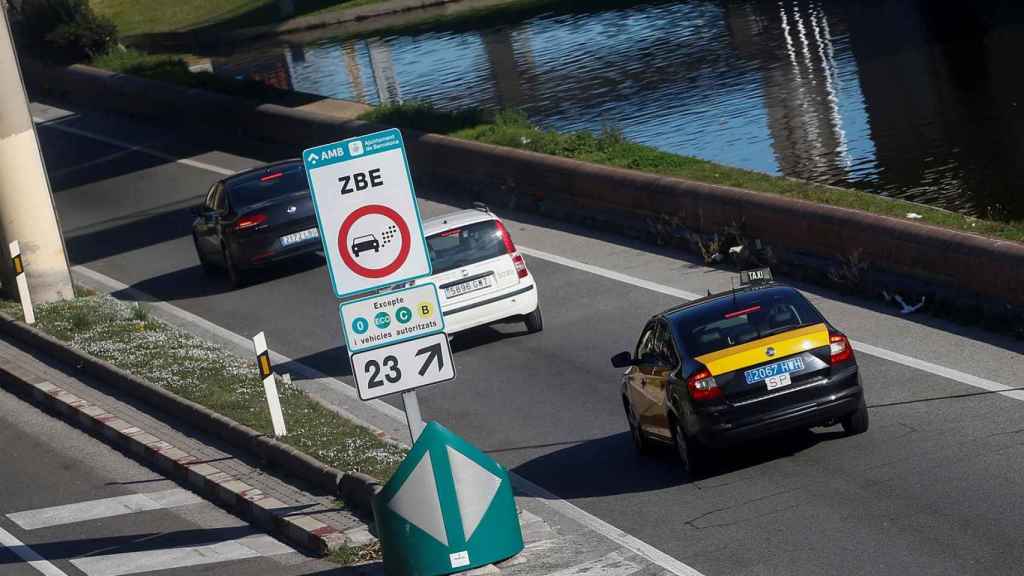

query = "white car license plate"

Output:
[[445, 276, 493, 298], [765, 372, 792, 391], [281, 227, 319, 246]]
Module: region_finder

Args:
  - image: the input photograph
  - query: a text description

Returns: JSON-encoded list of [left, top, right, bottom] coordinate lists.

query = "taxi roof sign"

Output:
[[739, 268, 773, 286]]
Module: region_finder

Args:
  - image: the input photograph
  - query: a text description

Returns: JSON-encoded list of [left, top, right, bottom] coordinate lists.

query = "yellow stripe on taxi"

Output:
[[695, 323, 830, 375]]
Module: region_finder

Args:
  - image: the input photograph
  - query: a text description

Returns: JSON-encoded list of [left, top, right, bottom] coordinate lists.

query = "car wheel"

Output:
[[193, 234, 214, 274], [841, 397, 869, 435], [672, 417, 708, 477], [623, 397, 650, 455], [524, 305, 543, 333], [222, 245, 245, 288]]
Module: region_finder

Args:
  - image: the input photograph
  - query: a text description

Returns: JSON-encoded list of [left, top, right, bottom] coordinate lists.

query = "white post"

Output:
[[9, 240, 33, 324], [402, 390, 425, 442], [252, 331, 287, 437]]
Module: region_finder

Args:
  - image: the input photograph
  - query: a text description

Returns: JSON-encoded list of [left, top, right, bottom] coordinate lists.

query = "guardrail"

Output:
[[24, 61, 1024, 309]]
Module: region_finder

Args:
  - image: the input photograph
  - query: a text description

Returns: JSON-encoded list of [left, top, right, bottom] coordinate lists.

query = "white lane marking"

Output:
[[519, 245, 1019, 396], [31, 116, 236, 176], [50, 146, 144, 178], [519, 246, 705, 301], [512, 476, 706, 576], [542, 551, 642, 576], [7, 489, 202, 531], [71, 264, 708, 576], [69, 534, 290, 576], [0, 526, 70, 576], [852, 341, 1024, 401]]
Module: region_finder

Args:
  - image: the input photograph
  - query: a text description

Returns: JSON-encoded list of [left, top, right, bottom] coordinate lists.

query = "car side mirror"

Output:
[[610, 351, 634, 368]]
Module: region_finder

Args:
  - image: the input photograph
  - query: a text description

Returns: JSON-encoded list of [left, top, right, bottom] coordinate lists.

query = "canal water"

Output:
[[210, 0, 1024, 220]]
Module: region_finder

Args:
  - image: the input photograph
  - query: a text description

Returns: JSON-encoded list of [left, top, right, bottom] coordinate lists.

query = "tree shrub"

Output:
[[9, 0, 117, 64]]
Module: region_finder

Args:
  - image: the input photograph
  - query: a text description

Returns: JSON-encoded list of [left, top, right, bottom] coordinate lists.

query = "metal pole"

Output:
[[0, 5, 74, 303], [402, 390, 425, 442]]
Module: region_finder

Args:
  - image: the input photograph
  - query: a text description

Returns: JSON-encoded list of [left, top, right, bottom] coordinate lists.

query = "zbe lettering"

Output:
[[338, 168, 384, 195]]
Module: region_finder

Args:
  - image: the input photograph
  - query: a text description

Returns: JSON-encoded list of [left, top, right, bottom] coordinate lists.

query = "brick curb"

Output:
[[0, 312, 383, 554]]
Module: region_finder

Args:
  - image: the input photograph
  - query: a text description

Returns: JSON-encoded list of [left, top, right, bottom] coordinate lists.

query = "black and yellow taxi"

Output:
[[612, 269, 866, 474]]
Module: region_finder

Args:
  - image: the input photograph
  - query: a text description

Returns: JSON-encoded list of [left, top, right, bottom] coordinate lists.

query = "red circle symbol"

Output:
[[338, 204, 411, 278]]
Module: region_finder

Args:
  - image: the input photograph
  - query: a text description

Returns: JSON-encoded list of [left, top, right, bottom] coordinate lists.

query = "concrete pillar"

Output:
[[0, 7, 73, 303]]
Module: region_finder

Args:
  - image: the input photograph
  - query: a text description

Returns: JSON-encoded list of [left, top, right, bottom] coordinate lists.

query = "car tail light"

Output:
[[687, 369, 721, 401], [512, 253, 528, 278], [829, 331, 853, 364], [235, 213, 268, 231], [494, 220, 517, 253], [260, 172, 284, 182]]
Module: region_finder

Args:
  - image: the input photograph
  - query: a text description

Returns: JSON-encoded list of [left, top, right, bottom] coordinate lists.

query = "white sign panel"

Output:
[[340, 283, 444, 353], [351, 332, 455, 400], [303, 129, 432, 298]]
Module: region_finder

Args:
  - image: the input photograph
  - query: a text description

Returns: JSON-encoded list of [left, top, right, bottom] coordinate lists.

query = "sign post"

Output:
[[304, 129, 451, 442]]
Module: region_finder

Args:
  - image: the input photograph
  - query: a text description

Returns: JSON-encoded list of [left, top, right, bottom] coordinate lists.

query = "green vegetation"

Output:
[[362, 104, 1024, 243], [328, 542, 381, 565], [11, 0, 117, 64], [0, 295, 405, 481], [89, 0, 383, 36]]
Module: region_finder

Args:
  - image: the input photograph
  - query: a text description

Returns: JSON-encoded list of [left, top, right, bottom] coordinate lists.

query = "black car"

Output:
[[612, 276, 866, 475], [192, 160, 320, 286]]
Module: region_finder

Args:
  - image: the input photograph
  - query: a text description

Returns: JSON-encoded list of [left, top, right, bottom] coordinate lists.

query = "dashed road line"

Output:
[[0, 526, 70, 576], [32, 116, 235, 176], [7, 489, 202, 531]]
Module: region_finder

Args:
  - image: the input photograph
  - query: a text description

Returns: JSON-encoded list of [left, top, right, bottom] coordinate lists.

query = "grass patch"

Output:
[[0, 295, 405, 481], [328, 542, 382, 565], [90, 0, 390, 36], [362, 104, 1024, 243]]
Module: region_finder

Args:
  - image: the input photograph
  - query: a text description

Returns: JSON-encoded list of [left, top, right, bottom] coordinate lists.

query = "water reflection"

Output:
[[209, 0, 1024, 220]]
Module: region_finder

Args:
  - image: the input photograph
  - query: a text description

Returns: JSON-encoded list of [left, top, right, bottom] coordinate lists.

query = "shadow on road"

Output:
[[510, 428, 847, 499]]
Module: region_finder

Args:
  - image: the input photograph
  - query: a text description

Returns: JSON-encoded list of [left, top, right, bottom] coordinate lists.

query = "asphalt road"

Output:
[[29, 100, 1024, 576], [0, 385, 348, 576]]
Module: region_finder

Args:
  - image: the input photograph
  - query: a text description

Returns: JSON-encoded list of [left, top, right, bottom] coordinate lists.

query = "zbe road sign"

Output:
[[303, 129, 432, 298], [350, 331, 455, 401]]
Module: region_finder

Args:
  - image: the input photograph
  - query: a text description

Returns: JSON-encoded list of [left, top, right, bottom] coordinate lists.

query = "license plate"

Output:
[[281, 227, 319, 246], [744, 357, 805, 386], [445, 276, 493, 298]]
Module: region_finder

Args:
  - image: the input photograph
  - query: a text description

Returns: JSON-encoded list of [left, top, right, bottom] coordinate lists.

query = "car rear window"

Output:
[[426, 220, 508, 274], [226, 164, 307, 208], [669, 288, 824, 357]]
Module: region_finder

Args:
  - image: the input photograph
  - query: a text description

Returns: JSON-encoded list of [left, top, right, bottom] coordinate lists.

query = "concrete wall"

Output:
[[24, 62, 1024, 308]]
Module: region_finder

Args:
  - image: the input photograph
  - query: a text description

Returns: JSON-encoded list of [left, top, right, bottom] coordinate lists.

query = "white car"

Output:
[[412, 206, 541, 335]]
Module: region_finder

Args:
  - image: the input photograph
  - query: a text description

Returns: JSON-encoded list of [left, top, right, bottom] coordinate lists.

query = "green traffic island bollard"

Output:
[[373, 421, 523, 576]]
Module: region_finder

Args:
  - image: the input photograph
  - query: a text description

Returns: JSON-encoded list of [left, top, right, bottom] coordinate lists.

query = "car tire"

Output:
[[623, 397, 651, 455], [841, 397, 869, 436], [193, 234, 214, 274], [524, 305, 543, 333], [673, 416, 709, 477], [222, 244, 245, 288]]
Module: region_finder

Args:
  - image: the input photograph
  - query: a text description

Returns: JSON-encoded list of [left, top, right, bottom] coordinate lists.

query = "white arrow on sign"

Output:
[[306, 152, 319, 164], [350, 332, 455, 400]]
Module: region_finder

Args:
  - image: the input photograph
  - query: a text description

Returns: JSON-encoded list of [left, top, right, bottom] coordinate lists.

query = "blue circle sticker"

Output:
[[351, 317, 369, 334], [374, 311, 391, 329], [396, 307, 413, 324]]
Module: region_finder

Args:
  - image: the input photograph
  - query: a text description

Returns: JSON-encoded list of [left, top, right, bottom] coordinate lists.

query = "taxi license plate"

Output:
[[281, 227, 319, 246], [445, 275, 493, 298], [744, 357, 805, 387]]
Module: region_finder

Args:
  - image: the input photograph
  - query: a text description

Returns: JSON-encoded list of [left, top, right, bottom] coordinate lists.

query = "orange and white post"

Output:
[[252, 331, 287, 437], [9, 240, 34, 324]]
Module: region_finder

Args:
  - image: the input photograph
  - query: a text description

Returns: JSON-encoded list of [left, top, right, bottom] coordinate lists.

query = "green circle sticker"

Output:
[[396, 307, 413, 324], [351, 317, 369, 334], [374, 311, 391, 329]]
